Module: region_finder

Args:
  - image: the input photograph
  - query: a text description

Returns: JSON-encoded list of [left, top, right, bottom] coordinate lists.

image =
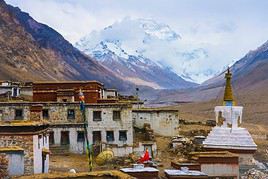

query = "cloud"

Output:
[[5, 0, 268, 83]]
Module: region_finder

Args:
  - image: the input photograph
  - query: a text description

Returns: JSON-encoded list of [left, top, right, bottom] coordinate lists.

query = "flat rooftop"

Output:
[[132, 107, 179, 112], [0, 146, 24, 152], [190, 151, 238, 158], [33, 80, 103, 85]]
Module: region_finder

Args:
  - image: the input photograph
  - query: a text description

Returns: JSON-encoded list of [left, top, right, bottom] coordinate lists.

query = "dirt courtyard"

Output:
[[49, 136, 179, 178]]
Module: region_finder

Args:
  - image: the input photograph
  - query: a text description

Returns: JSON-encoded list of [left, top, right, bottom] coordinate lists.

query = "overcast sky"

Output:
[[6, 0, 268, 82]]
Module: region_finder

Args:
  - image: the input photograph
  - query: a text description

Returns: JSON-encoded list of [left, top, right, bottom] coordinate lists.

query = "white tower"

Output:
[[203, 68, 257, 165]]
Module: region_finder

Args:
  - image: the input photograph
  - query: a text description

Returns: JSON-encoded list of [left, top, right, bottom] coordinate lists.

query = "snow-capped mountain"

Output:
[[75, 17, 211, 88]]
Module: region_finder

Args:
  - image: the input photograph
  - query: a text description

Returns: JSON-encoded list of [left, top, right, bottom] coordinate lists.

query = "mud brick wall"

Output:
[[0, 135, 33, 174]]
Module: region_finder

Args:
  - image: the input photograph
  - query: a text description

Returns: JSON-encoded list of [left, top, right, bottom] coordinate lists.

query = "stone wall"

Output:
[[0, 102, 135, 157], [0, 103, 83, 123], [0, 135, 33, 174], [0, 153, 8, 178], [43, 104, 83, 123], [0, 105, 30, 121]]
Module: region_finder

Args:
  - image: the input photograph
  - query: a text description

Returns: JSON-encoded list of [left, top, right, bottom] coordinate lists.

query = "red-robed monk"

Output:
[[139, 148, 150, 163]]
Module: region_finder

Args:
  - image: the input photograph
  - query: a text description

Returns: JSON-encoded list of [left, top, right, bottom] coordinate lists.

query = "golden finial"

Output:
[[223, 67, 235, 106]]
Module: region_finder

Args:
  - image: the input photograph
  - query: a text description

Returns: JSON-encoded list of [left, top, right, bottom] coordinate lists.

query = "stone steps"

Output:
[[50, 145, 70, 155]]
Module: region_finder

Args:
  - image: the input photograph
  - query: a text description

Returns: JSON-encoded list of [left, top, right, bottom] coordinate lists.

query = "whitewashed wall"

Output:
[[133, 110, 179, 136], [33, 134, 49, 174], [51, 127, 85, 154], [87, 106, 133, 156]]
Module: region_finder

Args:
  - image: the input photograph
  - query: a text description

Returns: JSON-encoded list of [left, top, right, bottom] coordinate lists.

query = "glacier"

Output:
[[75, 17, 218, 84]]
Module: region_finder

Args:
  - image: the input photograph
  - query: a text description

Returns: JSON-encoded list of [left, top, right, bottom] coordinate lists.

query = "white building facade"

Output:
[[87, 103, 133, 157], [132, 108, 179, 137]]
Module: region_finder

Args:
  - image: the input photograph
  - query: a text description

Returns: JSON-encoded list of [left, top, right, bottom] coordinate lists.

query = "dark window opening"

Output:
[[119, 130, 127, 141], [93, 111, 102, 121], [49, 131, 54, 145], [106, 131, 114, 142], [113, 111, 121, 121], [15, 109, 23, 120], [42, 109, 49, 119], [38, 135, 42, 148], [67, 109, 75, 119], [77, 131, 85, 142], [62, 99, 67, 102], [13, 87, 18, 97]]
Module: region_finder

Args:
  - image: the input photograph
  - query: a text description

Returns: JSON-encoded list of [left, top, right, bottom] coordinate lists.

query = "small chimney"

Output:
[[30, 104, 43, 121]]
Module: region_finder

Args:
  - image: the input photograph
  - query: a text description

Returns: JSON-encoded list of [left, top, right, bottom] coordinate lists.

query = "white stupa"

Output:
[[203, 68, 257, 165]]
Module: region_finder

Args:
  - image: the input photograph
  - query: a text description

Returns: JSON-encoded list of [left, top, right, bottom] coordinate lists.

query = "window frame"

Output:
[[15, 109, 23, 120], [77, 131, 85, 142], [42, 109, 49, 119], [93, 111, 102, 121], [113, 110, 121, 121], [106, 131, 115, 142], [67, 109, 75, 119], [119, 130, 127, 141]]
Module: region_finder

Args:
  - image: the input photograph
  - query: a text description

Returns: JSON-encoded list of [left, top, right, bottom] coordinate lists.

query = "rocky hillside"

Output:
[[151, 40, 268, 104], [0, 0, 132, 91]]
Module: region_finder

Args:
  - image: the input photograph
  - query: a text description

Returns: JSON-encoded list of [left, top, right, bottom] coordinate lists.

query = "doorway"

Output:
[[61, 131, 70, 145], [93, 131, 102, 156], [144, 145, 153, 158]]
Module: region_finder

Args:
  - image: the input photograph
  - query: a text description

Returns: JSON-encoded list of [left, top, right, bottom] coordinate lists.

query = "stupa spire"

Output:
[[223, 67, 235, 106]]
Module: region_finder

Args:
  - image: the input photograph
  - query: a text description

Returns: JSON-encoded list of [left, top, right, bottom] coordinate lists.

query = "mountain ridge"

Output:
[[75, 18, 197, 89], [0, 0, 135, 91], [149, 39, 268, 104]]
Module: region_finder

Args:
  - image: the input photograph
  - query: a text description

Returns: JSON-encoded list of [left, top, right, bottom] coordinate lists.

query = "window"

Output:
[[42, 109, 49, 119], [93, 111, 102, 121], [67, 109, 75, 119], [77, 131, 85, 142], [38, 135, 42, 149], [119, 130, 127, 141], [113, 111, 121, 121], [106, 131, 114, 142], [15, 109, 23, 120]]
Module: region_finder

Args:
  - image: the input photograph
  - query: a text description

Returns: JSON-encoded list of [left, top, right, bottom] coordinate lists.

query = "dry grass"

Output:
[[15, 170, 133, 179]]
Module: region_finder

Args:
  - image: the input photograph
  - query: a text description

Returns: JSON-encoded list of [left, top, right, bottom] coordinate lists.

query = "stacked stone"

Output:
[[144, 123, 155, 141], [0, 154, 8, 178], [241, 168, 268, 179], [0, 135, 34, 174]]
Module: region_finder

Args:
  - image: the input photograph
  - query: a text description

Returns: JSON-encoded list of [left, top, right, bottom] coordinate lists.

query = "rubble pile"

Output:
[[169, 136, 204, 158], [180, 129, 209, 137], [143, 123, 155, 141], [241, 168, 268, 179]]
